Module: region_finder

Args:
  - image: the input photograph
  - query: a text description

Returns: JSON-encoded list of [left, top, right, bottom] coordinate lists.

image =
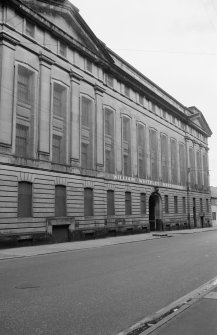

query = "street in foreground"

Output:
[[1, 231, 217, 335]]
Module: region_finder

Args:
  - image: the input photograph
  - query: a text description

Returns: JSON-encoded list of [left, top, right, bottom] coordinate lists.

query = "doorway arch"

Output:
[[149, 191, 163, 231]]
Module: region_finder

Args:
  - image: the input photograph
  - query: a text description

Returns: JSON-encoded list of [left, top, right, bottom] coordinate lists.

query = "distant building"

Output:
[[0, 0, 212, 242], [210, 187, 217, 227]]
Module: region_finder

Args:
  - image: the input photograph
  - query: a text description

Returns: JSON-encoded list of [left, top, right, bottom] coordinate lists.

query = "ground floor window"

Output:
[[107, 190, 115, 216], [18, 181, 32, 217], [84, 188, 94, 216], [55, 185, 66, 217], [125, 191, 132, 215]]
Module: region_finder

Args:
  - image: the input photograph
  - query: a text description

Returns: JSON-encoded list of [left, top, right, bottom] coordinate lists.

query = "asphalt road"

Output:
[[1, 231, 217, 335]]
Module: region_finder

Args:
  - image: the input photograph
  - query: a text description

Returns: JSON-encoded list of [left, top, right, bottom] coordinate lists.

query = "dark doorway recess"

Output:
[[149, 192, 162, 231]]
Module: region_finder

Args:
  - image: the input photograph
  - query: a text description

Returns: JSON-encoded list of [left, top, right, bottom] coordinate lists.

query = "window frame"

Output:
[[18, 181, 32, 218], [84, 188, 94, 217]]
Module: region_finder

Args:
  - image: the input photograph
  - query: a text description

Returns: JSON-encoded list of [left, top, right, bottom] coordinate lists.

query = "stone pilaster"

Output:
[[70, 70, 83, 166], [0, 32, 20, 146], [38, 53, 54, 160]]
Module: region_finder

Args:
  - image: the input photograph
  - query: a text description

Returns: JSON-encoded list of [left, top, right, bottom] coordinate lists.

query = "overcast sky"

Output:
[[70, 0, 217, 186]]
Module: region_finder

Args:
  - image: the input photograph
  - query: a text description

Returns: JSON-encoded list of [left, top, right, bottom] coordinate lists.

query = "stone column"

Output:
[[38, 53, 54, 160], [70, 70, 83, 166], [94, 84, 105, 171], [0, 32, 20, 146]]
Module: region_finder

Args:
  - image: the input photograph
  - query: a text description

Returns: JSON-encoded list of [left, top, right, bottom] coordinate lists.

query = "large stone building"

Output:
[[0, 0, 212, 243]]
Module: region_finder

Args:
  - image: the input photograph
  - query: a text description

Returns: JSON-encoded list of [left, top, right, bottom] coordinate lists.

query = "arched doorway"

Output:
[[149, 191, 163, 231]]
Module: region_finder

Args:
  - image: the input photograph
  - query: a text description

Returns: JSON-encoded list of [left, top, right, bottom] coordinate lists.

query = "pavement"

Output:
[[1, 226, 217, 335]]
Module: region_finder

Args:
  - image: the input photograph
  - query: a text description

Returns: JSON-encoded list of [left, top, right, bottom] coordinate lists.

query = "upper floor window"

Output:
[[162, 110, 166, 119], [106, 73, 113, 88], [17, 67, 32, 104], [105, 108, 115, 173], [81, 96, 92, 128], [52, 135, 62, 164], [86, 59, 92, 73], [81, 97, 93, 169], [84, 188, 94, 216], [122, 116, 131, 176], [149, 128, 158, 181], [138, 94, 143, 105], [18, 181, 32, 217], [161, 134, 168, 183], [59, 41, 67, 58], [53, 83, 66, 118], [55, 185, 66, 217], [16, 124, 28, 158], [137, 123, 146, 179], [171, 139, 178, 184], [124, 85, 130, 98], [26, 20, 35, 38], [172, 116, 175, 124]]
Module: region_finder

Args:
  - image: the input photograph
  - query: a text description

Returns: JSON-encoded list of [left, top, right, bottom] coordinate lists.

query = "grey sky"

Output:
[[70, 0, 217, 185]]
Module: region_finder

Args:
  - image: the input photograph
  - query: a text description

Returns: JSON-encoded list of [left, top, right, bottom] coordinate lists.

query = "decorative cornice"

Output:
[[39, 52, 55, 66], [69, 70, 83, 82], [94, 84, 105, 95], [0, 31, 20, 46]]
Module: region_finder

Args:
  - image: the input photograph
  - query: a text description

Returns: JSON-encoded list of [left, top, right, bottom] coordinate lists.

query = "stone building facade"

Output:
[[0, 0, 212, 242]]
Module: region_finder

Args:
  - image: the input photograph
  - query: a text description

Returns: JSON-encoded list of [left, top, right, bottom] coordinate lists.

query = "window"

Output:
[[59, 41, 67, 57], [200, 198, 203, 212], [171, 139, 178, 184], [138, 94, 143, 105], [164, 195, 169, 213], [26, 20, 35, 38], [140, 193, 146, 214], [182, 197, 186, 214], [18, 182, 32, 217], [53, 83, 66, 117], [52, 135, 62, 163], [203, 153, 208, 188], [16, 124, 28, 158], [84, 188, 93, 216], [107, 190, 115, 216], [196, 151, 202, 187], [174, 196, 178, 213], [189, 147, 195, 187], [172, 116, 175, 124], [124, 85, 130, 97], [81, 97, 93, 169], [55, 185, 66, 217], [137, 124, 146, 179], [17, 67, 31, 104], [150, 129, 158, 181], [105, 109, 114, 136], [125, 191, 132, 215], [206, 199, 209, 212], [212, 212, 216, 220], [122, 117, 131, 176], [162, 110, 166, 119], [106, 73, 113, 88], [161, 134, 168, 183], [86, 59, 92, 73], [179, 143, 186, 186]]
